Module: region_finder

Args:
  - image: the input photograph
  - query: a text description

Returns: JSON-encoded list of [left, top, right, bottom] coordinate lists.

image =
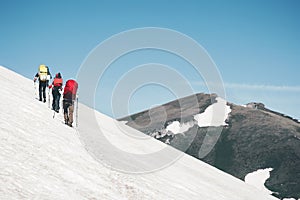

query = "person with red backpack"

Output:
[[63, 79, 78, 127], [49, 73, 63, 113]]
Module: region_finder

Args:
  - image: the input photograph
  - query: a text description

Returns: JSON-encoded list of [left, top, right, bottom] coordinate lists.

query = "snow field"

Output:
[[166, 97, 231, 136], [0, 66, 278, 200], [194, 97, 231, 127]]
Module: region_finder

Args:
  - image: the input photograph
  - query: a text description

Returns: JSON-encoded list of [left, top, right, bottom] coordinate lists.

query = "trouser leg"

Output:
[[68, 104, 74, 125], [53, 90, 60, 111], [39, 84, 43, 101], [63, 101, 69, 124], [55, 93, 61, 111], [42, 85, 46, 101]]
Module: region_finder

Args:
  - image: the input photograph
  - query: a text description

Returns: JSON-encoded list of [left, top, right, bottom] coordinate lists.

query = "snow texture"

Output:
[[166, 121, 194, 135], [166, 97, 231, 135], [245, 168, 274, 195], [283, 198, 300, 200], [194, 97, 231, 127], [282, 198, 300, 200], [0, 66, 278, 200]]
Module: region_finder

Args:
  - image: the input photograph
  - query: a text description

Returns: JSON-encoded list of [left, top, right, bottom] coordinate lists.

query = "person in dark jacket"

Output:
[[49, 73, 63, 113], [34, 65, 52, 102]]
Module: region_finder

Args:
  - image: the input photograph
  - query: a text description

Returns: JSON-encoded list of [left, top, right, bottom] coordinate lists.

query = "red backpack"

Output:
[[63, 80, 78, 100], [53, 78, 63, 87]]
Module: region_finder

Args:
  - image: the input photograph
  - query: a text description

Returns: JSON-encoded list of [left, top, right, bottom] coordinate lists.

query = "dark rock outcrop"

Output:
[[119, 93, 300, 199]]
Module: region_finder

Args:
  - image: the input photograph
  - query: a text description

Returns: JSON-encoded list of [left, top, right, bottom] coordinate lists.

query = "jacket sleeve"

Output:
[[60, 79, 63, 89], [46, 66, 52, 79]]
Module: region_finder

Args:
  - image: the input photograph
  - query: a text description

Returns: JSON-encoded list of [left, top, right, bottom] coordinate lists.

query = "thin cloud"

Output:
[[191, 81, 300, 92], [224, 83, 300, 92]]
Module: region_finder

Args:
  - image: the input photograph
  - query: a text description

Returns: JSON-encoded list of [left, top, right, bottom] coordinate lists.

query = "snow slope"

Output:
[[0, 66, 278, 200]]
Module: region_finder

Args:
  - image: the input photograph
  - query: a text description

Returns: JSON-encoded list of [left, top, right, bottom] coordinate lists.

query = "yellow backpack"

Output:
[[38, 65, 48, 81]]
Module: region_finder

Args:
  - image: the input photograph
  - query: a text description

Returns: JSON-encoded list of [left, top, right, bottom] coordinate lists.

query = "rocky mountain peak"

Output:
[[120, 93, 300, 199]]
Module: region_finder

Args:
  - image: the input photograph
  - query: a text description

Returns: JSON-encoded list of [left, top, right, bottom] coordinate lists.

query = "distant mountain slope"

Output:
[[0, 66, 279, 199], [120, 93, 300, 199]]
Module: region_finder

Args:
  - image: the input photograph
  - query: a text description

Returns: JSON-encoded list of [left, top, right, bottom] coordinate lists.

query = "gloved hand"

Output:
[[49, 85, 52, 89]]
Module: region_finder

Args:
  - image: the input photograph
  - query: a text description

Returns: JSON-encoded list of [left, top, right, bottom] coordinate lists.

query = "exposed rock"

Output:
[[119, 93, 300, 199]]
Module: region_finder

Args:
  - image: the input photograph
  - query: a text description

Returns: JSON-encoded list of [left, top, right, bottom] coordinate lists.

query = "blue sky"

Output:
[[1, 0, 300, 119]]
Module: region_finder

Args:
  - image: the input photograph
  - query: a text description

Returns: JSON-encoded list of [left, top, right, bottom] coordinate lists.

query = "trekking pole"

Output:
[[48, 87, 51, 108], [76, 94, 79, 128], [34, 81, 37, 98]]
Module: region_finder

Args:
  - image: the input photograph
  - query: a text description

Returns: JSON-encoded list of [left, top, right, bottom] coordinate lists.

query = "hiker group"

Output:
[[34, 64, 78, 127]]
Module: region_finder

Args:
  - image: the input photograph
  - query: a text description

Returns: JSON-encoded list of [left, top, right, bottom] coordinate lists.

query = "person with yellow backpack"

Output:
[[33, 64, 52, 102]]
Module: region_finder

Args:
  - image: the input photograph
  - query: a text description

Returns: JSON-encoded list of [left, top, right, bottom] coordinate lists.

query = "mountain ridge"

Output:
[[120, 93, 300, 199]]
